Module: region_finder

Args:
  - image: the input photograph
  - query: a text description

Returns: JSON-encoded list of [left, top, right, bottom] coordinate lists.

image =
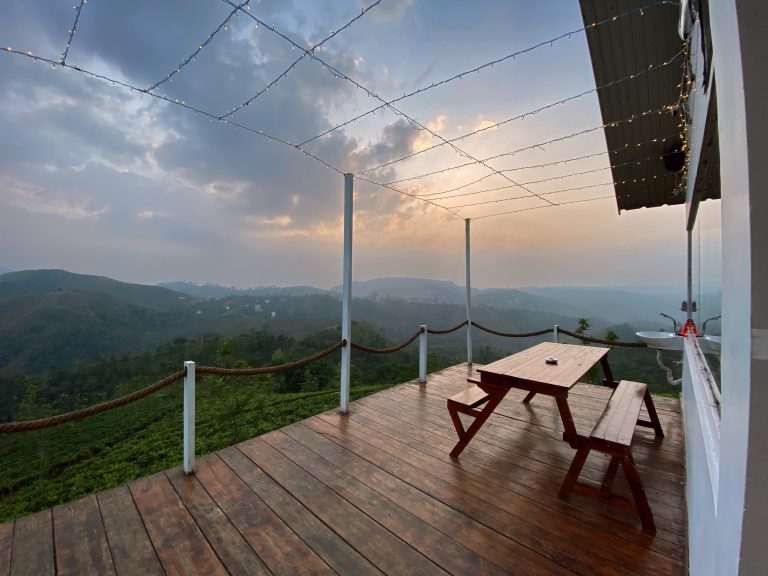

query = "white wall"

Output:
[[701, 1, 768, 574]]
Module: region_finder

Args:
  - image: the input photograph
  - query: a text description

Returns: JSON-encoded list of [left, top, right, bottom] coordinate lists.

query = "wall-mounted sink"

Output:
[[636, 331, 684, 351], [699, 335, 721, 355]]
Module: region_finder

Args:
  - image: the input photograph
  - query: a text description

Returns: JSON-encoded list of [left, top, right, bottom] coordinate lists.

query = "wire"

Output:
[[364, 52, 682, 172], [147, 1, 250, 93], [1, 46, 343, 175], [219, 0, 383, 120], [447, 182, 613, 209], [355, 176, 462, 218], [473, 195, 616, 220], [383, 132, 681, 187], [421, 153, 664, 201], [299, 0, 677, 147], [224, 1, 553, 206], [362, 105, 678, 191], [60, 0, 86, 65]]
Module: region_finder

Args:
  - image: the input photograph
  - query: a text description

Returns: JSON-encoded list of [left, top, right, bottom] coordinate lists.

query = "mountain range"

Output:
[[0, 269, 720, 376]]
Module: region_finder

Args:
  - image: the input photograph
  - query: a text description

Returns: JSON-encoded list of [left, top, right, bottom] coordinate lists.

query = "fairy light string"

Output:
[[221, 0, 551, 205], [60, 0, 87, 65], [147, 1, 250, 93], [353, 52, 682, 175], [219, 0, 383, 120], [299, 0, 676, 147], [419, 153, 667, 201]]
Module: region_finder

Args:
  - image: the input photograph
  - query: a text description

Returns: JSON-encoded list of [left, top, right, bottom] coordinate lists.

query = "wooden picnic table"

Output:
[[448, 342, 615, 457]]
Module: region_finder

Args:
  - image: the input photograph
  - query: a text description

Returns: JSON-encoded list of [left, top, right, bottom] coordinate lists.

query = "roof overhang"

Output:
[[579, 0, 686, 212]]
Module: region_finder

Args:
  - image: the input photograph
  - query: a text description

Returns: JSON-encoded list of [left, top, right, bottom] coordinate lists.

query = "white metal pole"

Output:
[[686, 227, 693, 322], [183, 361, 195, 474], [418, 325, 428, 384], [340, 173, 353, 413], [465, 218, 473, 368], [553, 324, 559, 343]]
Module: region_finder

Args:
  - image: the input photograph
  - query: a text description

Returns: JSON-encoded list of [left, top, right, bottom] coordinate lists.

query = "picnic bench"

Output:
[[446, 343, 663, 533], [558, 379, 658, 533]]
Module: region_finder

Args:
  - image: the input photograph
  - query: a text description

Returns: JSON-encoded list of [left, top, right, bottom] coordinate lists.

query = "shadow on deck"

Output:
[[0, 364, 686, 575]]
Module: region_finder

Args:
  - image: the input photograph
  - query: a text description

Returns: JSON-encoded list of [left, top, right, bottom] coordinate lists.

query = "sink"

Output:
[[636, 331, 684, 351], [699, 335, 721, 354]]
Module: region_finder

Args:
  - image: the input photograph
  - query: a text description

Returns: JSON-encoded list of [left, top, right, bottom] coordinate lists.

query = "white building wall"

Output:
[[696, 1, 768, 574]]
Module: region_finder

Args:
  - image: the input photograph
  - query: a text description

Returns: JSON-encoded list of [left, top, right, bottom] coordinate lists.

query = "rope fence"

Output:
[[351, 328, 423, 354], [471, 322, 553, 338], [427, 320, 468, 334], [556, 328, 648, 348], [0, 369, 186, 434], [0, 320, 649, 434], [197, 341, 345, 376]]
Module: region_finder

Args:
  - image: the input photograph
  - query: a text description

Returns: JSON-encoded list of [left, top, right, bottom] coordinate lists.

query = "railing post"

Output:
[[183, 361, 195, 474], [340, 173, 353, 413], [419, 325, 428, 384], [465, 218, 473, 368], [553, 325, 559, 343]]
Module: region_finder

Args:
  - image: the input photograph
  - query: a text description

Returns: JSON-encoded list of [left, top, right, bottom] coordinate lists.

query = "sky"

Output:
[[0, 0, 722, 290]]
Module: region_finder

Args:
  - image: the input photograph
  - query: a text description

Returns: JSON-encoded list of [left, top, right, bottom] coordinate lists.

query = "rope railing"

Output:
[[471, 322, 554, 338], [197, 340, 345, 376], [0, 320, 648, 436], [556, 328, 648, 348], [351, 328, 424, 354], [0, 369, 187, 434], [427, 320, 468, 335], [0, 341, 346, 434]]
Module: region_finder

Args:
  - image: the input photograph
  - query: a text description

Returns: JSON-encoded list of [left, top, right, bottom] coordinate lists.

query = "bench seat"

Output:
[[559, 380, 657, 534]]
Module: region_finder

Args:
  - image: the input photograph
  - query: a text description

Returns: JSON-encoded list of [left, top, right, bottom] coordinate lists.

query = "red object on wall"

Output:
[[680, 319, 699, 337]]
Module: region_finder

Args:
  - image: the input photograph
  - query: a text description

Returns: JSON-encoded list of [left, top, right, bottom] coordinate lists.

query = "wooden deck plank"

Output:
[[310, 411, 684, 576], [193, 453, 336, 576], [265, 427, 513, 576], [130, 473, 228, 576], [52, 495, 115, 576], [10, 510, 54, 576], [281, 421, 575, 576], [0, 521, 13, 576], [218, 446, 384, 576], [238, 437, 451, 576], [165, 467, 271, 576], [381, 384, 686, 501], [367, 387, 686, 529], [2, 363, 686, 576], [96, 486, 164, 576], [356, 391, 686, 519]]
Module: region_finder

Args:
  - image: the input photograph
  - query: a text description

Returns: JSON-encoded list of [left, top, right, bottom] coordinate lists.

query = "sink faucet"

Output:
[[702, 315, 721, 335], [660, 313, 678, 334]]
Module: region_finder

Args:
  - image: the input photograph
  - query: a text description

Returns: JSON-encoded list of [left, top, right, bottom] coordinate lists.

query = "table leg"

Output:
[[555, 396, 579, 449], [600, 356, 619, 388], [448, 388, 508, 457], [641, 388, 665, 437]]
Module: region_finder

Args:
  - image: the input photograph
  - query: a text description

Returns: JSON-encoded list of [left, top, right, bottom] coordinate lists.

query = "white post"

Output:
[[686, 227, 694, 322], [183, 361, 195, 474], [418, 325, 428, 384], [340, 173, 353, 413], [553, 324, 559, 343], [465, 218, 473, 367]]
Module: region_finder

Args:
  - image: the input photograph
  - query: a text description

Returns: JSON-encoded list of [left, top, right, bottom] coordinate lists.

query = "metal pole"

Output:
[[553, 324, 559, 343], [183, 361, 195, 474], [465, 218, 473, 368], [687, 227, 693, 322], [418, 325, 428, 384], [340, 173, 353, 413]]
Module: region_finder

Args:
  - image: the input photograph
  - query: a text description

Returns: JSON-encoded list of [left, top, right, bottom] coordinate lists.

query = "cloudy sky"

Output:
[[0, 0, 721, 290]]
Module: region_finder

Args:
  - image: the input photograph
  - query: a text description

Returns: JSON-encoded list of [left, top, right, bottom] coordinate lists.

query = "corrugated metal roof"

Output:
[[579, 0, 686, 211]]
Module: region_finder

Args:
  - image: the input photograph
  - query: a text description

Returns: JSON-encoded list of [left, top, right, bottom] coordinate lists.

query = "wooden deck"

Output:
[[0, 364, 686, 575]]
